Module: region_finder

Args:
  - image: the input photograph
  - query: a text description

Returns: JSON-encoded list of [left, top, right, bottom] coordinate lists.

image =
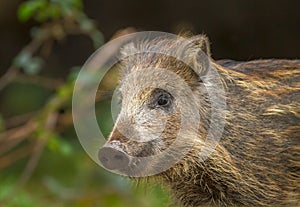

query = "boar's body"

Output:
[[163, 59, 300, 207], [99, 36, 300, 207]]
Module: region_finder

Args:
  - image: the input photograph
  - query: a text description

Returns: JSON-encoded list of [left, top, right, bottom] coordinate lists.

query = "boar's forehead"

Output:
[[120, 53, 200, 90]]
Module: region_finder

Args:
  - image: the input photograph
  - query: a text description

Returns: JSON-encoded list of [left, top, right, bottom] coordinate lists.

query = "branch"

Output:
[[18, 112, 59, 187], [0, 38, 44, 91]]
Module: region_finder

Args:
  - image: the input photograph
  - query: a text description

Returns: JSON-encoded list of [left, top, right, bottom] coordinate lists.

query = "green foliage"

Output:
[[56, 81, 74, 100], [91, 30, 105, 49], [13, 51, 31, 67], [47, 134, 73, 156], [0, 138, 175, 207], [67, 66, 81, 82], [18, 0, 104, 51], [0, 1, 174, 207], [0, 82, 51, 116], [18, 0, 83, 22], [34, 127, 73, 157], [18, 0, 47, 22], [14, 51, 44, 75]]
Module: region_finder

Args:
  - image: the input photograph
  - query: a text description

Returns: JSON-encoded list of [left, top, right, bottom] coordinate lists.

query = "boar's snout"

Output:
[[98, 143, 130, 171]]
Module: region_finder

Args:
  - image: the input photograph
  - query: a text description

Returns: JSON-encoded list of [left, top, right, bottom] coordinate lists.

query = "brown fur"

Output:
[[159, 59, 300, 207], [106, 35, 300, 207]]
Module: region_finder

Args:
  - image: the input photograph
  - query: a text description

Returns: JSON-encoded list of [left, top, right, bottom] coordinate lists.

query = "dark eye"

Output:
[[157, 94, 171, 107], [148, 88, 173, 111]]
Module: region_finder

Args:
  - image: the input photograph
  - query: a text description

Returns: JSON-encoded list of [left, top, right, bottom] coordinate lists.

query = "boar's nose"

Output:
[[98, 144, 130, 171]]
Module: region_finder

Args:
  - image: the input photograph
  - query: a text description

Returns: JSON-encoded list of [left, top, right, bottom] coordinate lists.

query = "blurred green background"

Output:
[[0, 0, 299, 206]]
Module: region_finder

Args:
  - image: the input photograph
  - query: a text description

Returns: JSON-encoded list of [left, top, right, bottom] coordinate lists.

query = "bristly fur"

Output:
[[109, 35, 300, 207]]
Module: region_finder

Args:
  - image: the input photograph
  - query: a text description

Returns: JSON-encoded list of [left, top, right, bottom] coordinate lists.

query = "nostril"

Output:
[[98, 146, 130, 171], [99, 156, 109, 163], [114, 154, 124, 161]]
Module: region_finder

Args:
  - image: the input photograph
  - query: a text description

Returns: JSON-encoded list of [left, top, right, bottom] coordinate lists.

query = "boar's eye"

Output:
[[157, 94, 171, 107], [149, 88, 173, 111]]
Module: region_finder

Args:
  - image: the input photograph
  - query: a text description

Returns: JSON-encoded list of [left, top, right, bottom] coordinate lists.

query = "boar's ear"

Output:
[[183, 35, 212, 77], [188, 34, 211, 57]]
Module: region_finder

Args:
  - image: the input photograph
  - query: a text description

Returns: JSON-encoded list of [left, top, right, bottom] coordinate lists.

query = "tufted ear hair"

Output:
[[180, 34, 212, 77], [188, 34, 211, 57]]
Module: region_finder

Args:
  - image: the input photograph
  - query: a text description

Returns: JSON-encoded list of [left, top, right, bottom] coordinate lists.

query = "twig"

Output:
[[18, 112, 58, 187], [0, 38, 43, 91], [0, 25, 137, 205], [0, 121, 36, 157], [0, 144, 33, 169], [0, 65, 19, 91], [15, 74, 64, 89], [0, 18, 92, 91], [5, 111, 38, 128], [0, 121, 36, 143]]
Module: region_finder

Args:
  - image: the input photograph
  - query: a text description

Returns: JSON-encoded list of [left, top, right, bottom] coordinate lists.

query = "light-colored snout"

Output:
[[98, 142, 130, 171], [98, 127, 131, 172]]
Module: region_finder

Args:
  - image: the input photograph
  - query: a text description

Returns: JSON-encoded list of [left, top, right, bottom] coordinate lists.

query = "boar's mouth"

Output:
[[98, 122, 185, 177], [98, 139, 164, 176]]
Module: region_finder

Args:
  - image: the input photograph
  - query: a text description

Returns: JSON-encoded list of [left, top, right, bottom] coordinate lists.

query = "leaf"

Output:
[[47, 4, 61, 20], [23, 57, 44, 75], [57, 82, 74, 98], [51, 0, 83, 11], [69, 0, 83, 10], [91, 31, 104, 49], [47, 134, 73, 156], [13, 51, 31, 68], [67, 66, 81, 82], [17, 0, 47, 22], [18, 3, 36, 22], [78, 16, 94, 32]]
